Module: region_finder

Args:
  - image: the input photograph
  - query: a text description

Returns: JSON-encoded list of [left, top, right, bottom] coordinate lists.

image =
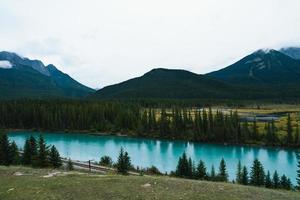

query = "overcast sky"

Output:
[[1, 0, 300, 88]]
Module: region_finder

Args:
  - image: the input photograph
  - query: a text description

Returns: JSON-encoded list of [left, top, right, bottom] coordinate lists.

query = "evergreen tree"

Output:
[[10, 141, 20, 165], [175, 152, 191, 178], [218, 158, 228, 182], [210, 165, 216, 181], [22, 139, 32, 165], [29, 135, 38, 157], [0, 133, 11, 165], [272, 170, 280, 189], [196, 160, 207, 180], [280, 174, 292, 190], [116, 147, 131, 175], [265, 171, 272, 188], [250, 159, 265, 186], [49, 145, 62, 168], [241, 166, 249, 185], [67, 158, 74, 170], [37, 135, 48, 167], [287, 113, 293, 144], [236, 160, 242, 184]]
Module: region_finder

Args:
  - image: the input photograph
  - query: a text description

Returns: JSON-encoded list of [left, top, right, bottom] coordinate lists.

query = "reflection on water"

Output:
[[8, 131, 298, 184]]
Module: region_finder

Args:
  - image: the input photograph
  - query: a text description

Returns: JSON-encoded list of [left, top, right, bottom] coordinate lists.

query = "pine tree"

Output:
[[218, 158, 228, 182], [10, 141, 20, 165], [0, 133, 11, 165], [22, 139, 32, 165], [265, 171, 272, 188], [250, 159, 265, 186], [49, 145, 62, 168], [272, 170, 280, 189], [67, 158, 74, 170], [280, 174, 291, 190], [116, 147, 131, 175], [210, 165, 216, 181], [175, 152, 191, 178], [241, 166, 249, 185], [196, 160, 207, 180], [236, 160, 242, 184], [287, 113, 293, 144], [37, 135, 48, 167]]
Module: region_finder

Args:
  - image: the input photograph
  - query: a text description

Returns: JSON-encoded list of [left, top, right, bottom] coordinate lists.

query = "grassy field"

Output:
[[1, 166, 299, 200]]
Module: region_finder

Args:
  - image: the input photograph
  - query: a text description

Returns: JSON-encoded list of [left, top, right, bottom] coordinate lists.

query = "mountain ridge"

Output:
[[0, 51, 94, 99]]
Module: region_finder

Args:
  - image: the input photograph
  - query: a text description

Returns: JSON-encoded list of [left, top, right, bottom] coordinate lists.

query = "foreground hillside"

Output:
[[0, 166, 299, 200]]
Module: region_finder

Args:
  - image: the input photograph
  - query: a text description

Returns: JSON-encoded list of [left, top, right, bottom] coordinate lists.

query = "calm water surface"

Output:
[[8, 131, 298, 183]]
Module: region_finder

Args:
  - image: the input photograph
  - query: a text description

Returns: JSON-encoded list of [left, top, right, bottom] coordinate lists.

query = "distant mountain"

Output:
[[93, 68, 280, 100], [280, 47, 300, 60], [93, 49, 300, 101], [0, 51, 94, 99], [207, 49, 300, 85], [93, 68, 239, 99]]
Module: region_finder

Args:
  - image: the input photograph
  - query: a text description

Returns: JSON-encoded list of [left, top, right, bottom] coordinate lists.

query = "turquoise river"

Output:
[[8, 131, 299, 184]]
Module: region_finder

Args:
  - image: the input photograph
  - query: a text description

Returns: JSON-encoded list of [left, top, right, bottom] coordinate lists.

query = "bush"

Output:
[[99, 156, 113, 167]]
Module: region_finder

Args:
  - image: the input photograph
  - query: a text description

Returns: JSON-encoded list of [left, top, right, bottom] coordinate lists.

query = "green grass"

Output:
[[1, 166, 299, 200]]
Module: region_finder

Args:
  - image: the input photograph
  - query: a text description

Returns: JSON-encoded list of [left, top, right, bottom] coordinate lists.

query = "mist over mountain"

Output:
[[280, 47, 300, 60]]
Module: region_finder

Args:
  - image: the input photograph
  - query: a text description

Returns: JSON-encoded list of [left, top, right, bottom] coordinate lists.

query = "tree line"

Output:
[[173, 152, 297, 190], [0, 132, 61, 168], [1, 100, 299, 146]]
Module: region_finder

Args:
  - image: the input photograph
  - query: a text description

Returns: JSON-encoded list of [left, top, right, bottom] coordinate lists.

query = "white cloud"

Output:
[[0, 0, 300, 88], [0, 61, 13, 69]]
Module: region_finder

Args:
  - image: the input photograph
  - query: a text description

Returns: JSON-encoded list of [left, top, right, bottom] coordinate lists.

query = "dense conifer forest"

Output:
[[0, 100, 299, 147]]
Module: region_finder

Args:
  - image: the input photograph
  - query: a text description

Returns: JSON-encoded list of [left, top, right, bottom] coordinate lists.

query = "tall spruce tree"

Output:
[[116, 147, 131, 175], [265, 171, 272, 188], [22, 139, 32, 165], [280, 174, 292, 190], [218, 158, 228, 182], [0, 133, 11, 165], [241, 166, 249, 185], [210, 165, 216, 181], [250, 159, 265, 186], [10, 141, 20, 165], [49, 145, 62, 168], [272, 170, 280, 189], [175, 152, 192, 178], [196, 160, 207, 180], [236, 160, 242, 184], [37, 135, 48, 167]]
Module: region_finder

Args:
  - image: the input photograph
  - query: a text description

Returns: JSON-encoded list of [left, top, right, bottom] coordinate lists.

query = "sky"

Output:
[[0, 0, 300, 89]]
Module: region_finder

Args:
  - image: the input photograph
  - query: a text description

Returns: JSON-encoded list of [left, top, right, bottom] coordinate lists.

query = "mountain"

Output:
[[93, 49, 300, 101], [207, 49, 300, 85], [93, 68, 235, 99], [93, 68, 271, 100], [0, 51, 94, 99], [280, 47, 300, 60]]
